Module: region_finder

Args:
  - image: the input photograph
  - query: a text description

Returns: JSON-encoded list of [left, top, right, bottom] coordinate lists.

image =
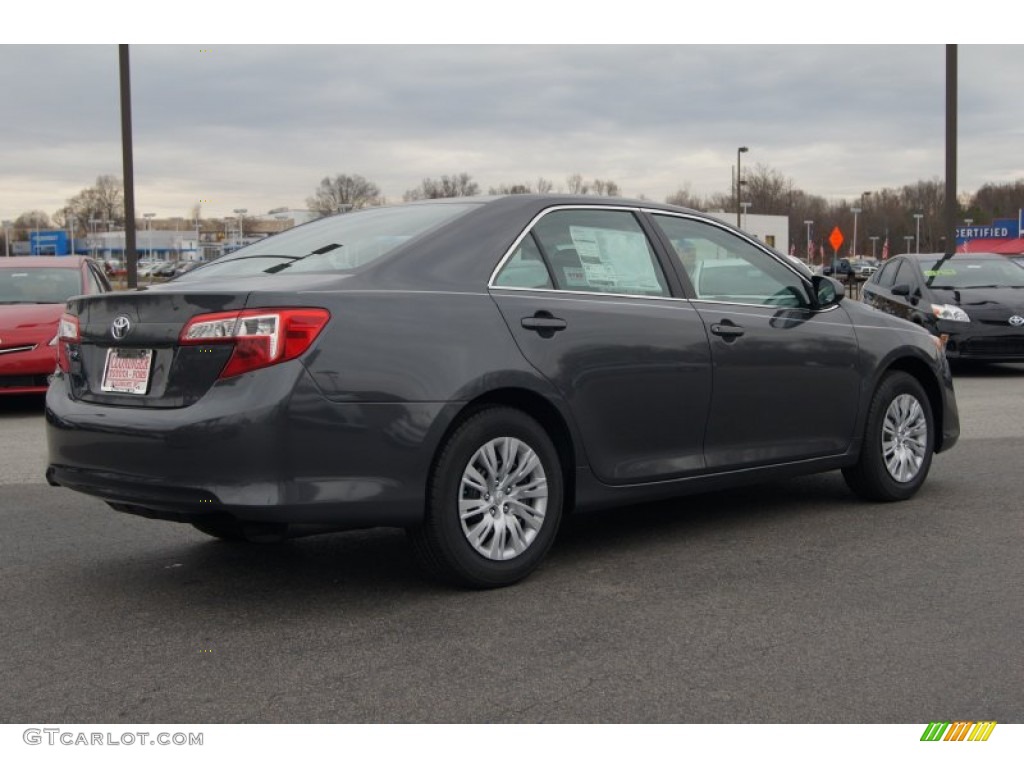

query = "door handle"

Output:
[[521, 312, 567, 337], [710, 322, 744, 339]]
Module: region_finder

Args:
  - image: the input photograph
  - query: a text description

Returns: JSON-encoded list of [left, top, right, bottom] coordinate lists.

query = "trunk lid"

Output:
[[64, 274, 336, 408]]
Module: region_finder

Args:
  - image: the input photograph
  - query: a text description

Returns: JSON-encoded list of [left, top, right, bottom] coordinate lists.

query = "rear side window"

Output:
[[528, 209, 669, 297]]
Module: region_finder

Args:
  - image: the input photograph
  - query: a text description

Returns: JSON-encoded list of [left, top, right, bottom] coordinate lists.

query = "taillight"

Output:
[[56, 313, 80, 372], [179, 308, 330, 379]]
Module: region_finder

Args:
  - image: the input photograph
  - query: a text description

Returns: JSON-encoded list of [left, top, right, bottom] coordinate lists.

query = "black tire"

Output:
[[843, 371, 934, 502], [191, 520, 287, 543], [408, 407, 564, 588]]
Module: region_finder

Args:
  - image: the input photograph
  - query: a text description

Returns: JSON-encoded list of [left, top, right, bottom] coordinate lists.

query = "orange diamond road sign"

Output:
[[829, 226, 844, 252]]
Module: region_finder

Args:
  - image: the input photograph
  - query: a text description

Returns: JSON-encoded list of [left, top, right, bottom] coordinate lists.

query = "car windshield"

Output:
[[921, 258, 1024, 289], [0, 267, 82, 304], [179, 203, 480, 280]]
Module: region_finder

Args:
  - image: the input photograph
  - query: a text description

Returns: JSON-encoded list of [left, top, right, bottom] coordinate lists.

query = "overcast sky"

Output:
[[2, 36, 1023, 221]]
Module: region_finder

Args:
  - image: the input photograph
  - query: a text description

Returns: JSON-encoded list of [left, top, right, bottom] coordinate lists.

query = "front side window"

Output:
[[652, 215, 812, 308], [528, 209, 669, 297]]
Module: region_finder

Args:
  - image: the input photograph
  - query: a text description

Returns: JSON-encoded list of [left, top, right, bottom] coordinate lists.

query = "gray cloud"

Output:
[[1, 44, 1021, 220]]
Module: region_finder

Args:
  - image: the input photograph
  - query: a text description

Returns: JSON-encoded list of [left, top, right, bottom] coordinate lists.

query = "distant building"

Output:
[[706, 212, 790, 256]]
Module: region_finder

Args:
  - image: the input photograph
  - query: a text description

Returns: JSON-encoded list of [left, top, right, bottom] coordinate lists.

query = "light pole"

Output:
[[913, 213, 923, 253], [963, 218, 973, 253], [143, 214, 154, 262], [65, 209, 75, 256], [736, 146, 748, 227], [870, 236, 879, 259], [233, 208, 247, 244], [851, 207, 862, 260], [740, 202, 752, 231], [803, 220, 813, 263], [903, 235, 914, 253], [2, 220, 11, 257]]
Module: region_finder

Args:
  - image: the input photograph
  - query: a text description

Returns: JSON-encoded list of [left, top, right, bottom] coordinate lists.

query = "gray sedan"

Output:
[[46, 195, 959, 587]]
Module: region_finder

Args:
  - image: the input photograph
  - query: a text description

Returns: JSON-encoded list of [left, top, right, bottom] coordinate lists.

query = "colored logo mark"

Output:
[[921, 721, 997, 742]]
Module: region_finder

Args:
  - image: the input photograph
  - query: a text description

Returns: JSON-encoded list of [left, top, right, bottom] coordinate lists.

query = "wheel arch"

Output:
[[880, 355, 947, 452], [431, 388, 580, 513]]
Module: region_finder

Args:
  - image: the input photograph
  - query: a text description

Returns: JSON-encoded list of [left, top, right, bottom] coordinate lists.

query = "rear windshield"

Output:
[[176, 203, 480, 281], [920, 258, 1024, 288], [0, 267, 81, 304]]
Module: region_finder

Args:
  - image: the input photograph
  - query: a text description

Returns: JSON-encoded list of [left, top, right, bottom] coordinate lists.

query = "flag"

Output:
[[881, 237, 889, 260]]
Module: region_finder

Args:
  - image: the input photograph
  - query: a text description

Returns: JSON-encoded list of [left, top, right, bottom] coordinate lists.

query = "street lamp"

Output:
[[851, 207, 862, 260], [740, 202, 752, 231], [803, 220, 813, 263], [913, 213, 923, 253], [143, 213, 156, 260], [2, 220, 11, 258], [903, 235, 914, 253], [869, 236, 879, 259], [233, 208, 247, 243], [963, 218, 973, 253], [736, 146, 748, 228]]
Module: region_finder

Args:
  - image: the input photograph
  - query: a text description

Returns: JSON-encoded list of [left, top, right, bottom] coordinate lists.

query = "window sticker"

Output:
[[561, 266, 589, 287], [923, 269, 956, 277], [568, 225, 661, 292]]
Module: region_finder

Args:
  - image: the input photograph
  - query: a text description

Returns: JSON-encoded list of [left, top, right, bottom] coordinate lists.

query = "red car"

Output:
[[0, 256, 111, 395]]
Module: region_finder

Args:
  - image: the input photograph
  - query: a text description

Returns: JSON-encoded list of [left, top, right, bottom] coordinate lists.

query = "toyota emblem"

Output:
[[1010, 315, 1024, 327], [111, 315, 132, 340]]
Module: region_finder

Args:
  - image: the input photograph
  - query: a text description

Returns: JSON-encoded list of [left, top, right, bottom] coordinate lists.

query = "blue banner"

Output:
[[29, 230, 70, 255]]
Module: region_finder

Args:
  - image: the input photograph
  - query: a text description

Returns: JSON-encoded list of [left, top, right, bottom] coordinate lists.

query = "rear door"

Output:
[[489, 207, 713, 485], [649, 213, 862, 471]]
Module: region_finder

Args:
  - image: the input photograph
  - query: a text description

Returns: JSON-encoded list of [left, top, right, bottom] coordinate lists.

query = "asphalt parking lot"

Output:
[[1, 364, 1023, 723]]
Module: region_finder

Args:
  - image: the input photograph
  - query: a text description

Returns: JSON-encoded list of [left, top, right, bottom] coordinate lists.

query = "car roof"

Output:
[[0, 256, 90, 268]]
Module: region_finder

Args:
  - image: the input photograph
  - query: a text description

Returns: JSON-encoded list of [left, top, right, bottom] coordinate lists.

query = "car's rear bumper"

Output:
[[45, 362, 458, 529]]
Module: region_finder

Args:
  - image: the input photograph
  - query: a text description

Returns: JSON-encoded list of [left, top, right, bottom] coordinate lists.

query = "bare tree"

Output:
[[61, 175, 126, 234], [565, 173, 589, 195], [403, 173, 480, 201], [14, 210, 52, 239], [665, 185, 704, 209], [591, 179, 621, 197], [488, 183, 533, 195], [307, 174, 382, 217], [535, 177, 554, 194]]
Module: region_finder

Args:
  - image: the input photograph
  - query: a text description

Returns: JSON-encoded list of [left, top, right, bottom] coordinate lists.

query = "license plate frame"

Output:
[[100, 347, 154, 395]]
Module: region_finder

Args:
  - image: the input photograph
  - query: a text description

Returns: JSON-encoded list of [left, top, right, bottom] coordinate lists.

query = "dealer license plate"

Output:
[[101, 348, 153, 395]]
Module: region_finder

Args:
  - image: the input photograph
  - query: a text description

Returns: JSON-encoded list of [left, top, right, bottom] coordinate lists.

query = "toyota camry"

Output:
[[46, 196, 959, 587]]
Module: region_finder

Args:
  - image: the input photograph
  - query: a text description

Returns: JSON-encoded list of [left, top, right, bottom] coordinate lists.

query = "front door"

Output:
[[649, 213, 862, 471]]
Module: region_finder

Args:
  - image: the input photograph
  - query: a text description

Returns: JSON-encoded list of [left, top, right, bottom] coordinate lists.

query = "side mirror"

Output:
[[891, 283, 912, 297], [812, 275, 844, 308]]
